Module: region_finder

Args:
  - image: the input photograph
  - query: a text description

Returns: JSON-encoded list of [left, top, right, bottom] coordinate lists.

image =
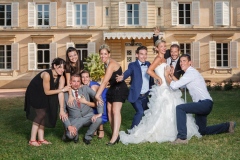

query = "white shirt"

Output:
[[138, 60, 150, 94], [167, 57, 179, 69], [170, 66, 212, 102]]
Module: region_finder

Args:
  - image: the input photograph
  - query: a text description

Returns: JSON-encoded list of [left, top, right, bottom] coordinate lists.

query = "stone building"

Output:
[[0, 0, 239, 88]]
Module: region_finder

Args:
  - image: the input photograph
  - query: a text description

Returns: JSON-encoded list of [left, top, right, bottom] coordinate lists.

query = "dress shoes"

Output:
[[83, 138, 91, 145], [229, 121, 236, 133], [106, 136, 120, 146], [171, 138, 188, 145], [73, 134, 79, 143]]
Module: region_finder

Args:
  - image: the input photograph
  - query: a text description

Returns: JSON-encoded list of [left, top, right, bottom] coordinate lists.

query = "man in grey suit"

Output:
[[62, 74, 103, 145]]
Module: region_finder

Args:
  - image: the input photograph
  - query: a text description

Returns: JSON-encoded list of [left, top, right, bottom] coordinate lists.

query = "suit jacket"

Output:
[[123, 60, 154, 103], [63, 85, 103, 128], [153, 34, 184, 79]]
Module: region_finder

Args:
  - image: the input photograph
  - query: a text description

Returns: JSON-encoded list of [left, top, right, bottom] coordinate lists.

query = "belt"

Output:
[[140, 92, 148, 97]]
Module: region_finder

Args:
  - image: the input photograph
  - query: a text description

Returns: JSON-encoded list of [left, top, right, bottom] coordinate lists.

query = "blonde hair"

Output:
[[155, 38, 166, 47], [99, 44, 111, 53]]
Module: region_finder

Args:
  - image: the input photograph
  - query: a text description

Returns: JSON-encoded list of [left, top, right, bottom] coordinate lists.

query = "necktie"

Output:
[[141, 63, 146, 66], [74, 90, 81, 108]]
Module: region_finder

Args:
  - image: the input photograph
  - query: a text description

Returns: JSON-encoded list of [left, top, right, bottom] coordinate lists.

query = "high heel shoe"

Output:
[[106, 136, 120, 146]]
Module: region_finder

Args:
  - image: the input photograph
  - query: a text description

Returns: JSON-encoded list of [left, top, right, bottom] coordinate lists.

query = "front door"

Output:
[[125, 46, 138, 70]]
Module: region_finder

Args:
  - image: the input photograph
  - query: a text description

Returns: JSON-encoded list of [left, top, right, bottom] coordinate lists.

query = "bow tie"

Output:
[[170, 59, 176, 66], [141, 63, 146, 66]]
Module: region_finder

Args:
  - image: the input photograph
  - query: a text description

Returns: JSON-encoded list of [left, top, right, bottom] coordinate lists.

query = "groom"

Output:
[[165, 54, 236, 144], [116, 46, 154, 129], [153, 27, 184, 79]]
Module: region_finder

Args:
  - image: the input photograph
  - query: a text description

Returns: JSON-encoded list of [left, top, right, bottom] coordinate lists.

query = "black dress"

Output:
[[107, 67, 128, 103], [24, 69, 60, 128]]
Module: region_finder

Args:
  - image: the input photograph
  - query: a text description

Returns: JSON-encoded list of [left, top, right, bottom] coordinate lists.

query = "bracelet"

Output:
[[61, 88, 65, 92]]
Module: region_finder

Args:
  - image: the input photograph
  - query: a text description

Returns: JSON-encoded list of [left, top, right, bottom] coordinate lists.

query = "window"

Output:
[[28, 2, 56, 27], [75, 4, 87, 26], [0, 4, 11, 26], [66, 2, 95, 27], [75, 44, 88, 63], [157, 7, 161, 16], [180, 43, 191, 55], [171, 1, 199, 26], [37, 44, 50, 69], [127, 4, 139, 25], [106, 7, 109, 16], [179, 4, 190, 25], [0, 45, 11, 69], [37, 4, 49, 26], [216, 43, 228, 67]]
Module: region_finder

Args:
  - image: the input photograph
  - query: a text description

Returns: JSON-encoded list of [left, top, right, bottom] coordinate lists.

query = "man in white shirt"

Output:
[[165, 54, 236, 144]]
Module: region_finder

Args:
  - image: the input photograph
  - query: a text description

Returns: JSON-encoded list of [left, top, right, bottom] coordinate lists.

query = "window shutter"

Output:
[[87, 42, 96, 54], [66, 2, 74, 26], [171, 1, 178, 26], [222, 1, 229, 26], [171, 41, 179, 45], [192, 1, 199, 25], [215, 2, 229, 25], [192, 42, 200, 68], [119, 2, 126, 26], [140, 2, 148, 26], [66, 42, 75, 50], [28, 2, 36, 27], [50, 43, 57, 62], [12, 2, 19, 27], [230, 41, 238, 68], [88, 2, 95, 26], [28, 43, 36, 70], [50, 2, 57, 26], [11, 43, 19, 70], [209, 41, 216, 68]]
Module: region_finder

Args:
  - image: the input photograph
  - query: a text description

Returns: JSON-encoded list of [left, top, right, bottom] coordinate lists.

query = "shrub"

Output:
[[213, 83, 222, 91], [84, 53, 105, 82], [223, 79, 233, 91]]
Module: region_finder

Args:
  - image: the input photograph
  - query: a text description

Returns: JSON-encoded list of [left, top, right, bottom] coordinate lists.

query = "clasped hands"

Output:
[[165, 65, 174, 78]]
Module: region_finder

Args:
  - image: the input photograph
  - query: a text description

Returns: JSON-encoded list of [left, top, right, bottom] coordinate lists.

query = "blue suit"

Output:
[[123, 60, 154, 128]]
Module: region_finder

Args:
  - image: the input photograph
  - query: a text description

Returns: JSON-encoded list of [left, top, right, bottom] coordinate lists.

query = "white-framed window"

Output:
[[28, 43, 57, 70], [119, 2, 148, 26], [0, 45, 11, 69], [127, 4, 139, 25], [37, 4, 49, 26], [215, 1, 229, 26], [28, 2, 57, 27], [209, 41, 238, 68], [75, 44, 88, 63], [0, 43, 19, 70], [216, 43, 228, 67], [75, 4, 87, 26], [0, 3, 19, 27], [37, 44, 50, 69], [179, 4, 191, 25], [66, 2, 95, 27], [180, 43, 191, 55], [0, 4, 11, 26], [171, 1, 199, 26]]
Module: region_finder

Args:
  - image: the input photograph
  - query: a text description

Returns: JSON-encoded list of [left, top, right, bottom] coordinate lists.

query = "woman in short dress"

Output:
[[95, 44, 128, 145], [24, 58, 70, 146]]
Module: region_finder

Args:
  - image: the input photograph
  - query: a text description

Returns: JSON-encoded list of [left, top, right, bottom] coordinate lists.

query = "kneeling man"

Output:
[[62, 74, 103, 145]]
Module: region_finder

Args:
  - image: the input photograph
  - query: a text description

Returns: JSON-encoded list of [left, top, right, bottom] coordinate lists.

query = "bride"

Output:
[[119, 39, 201, 145]]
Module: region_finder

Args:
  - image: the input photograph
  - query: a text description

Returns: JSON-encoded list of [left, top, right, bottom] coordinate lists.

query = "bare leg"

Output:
[[29, 122, 41, 146], [38, 125, 52, 144], [98, 124, 104, 138], [107, 102, 113, 131], [109, 102, 122, 143]]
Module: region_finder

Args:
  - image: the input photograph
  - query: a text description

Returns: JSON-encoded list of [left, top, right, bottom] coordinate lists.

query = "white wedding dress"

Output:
[[119, 63, 201, 145]]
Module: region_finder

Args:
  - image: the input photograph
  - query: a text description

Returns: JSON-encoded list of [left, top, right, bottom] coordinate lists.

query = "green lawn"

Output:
[[0, 90, 239, 160]]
